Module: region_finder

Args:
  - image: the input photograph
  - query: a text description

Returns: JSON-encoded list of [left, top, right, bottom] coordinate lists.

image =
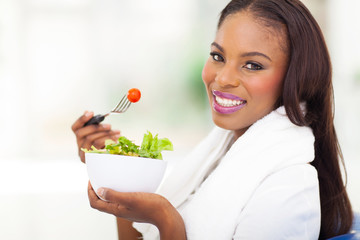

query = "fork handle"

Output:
[[83, 114, 105, 127]]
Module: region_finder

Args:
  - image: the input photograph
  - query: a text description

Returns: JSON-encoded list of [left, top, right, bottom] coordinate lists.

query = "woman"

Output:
[[72, 0, 353, 239]]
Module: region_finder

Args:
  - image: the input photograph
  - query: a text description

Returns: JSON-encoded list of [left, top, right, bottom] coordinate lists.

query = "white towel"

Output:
[[133, 106, 315, 239]]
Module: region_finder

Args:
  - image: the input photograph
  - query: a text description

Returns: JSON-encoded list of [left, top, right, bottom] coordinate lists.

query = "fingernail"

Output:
[[102, 124, 111, 129], [97, 188, 105, 198], [85, 111, 92, 117]]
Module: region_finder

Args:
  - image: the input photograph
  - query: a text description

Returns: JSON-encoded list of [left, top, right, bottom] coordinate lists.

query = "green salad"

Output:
[[81, 131, 173, 160]]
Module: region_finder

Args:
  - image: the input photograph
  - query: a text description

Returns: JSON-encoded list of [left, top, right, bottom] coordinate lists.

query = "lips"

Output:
[[212, 90, 244, 100], [212, 90, 247, 114]]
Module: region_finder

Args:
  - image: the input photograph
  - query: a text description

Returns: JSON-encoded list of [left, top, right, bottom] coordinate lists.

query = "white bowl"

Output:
[[85, 153, 167, 197]]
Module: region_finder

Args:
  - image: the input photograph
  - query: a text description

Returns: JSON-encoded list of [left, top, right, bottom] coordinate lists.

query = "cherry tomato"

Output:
[[127, 88, 141, 103]]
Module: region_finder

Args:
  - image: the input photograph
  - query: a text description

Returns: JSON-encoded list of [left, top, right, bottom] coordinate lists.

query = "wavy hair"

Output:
[[218, 0, 353, 238]]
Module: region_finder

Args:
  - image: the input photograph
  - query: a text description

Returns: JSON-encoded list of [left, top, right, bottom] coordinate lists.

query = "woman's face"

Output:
[[202, 11, 289, 139]]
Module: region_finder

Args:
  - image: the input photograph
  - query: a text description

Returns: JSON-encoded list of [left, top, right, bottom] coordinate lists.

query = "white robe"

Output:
[[134, 106, 321, 239]]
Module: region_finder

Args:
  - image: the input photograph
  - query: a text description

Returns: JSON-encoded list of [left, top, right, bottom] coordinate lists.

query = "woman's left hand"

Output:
[[87, 182, 187, 240]]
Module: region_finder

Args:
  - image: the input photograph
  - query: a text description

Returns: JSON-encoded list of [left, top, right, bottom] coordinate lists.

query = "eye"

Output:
[[210, 52, 224, 62], [243, 62, 263, 71]]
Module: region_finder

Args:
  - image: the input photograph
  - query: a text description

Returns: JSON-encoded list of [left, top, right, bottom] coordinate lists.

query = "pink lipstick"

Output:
[[212, 90, 247, 114]]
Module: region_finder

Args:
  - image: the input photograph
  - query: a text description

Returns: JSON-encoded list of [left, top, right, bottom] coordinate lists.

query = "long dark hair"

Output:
[[218, 0, 353, 239]]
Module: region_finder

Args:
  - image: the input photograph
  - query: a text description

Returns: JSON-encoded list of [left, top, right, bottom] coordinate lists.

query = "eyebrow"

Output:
[[241, 52, 272, 62], [211, 42, 224, 53], [211, 42, 272, 62]]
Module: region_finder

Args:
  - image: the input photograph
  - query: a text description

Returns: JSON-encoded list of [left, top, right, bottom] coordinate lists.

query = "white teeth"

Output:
[[215, 96, 245, 107]]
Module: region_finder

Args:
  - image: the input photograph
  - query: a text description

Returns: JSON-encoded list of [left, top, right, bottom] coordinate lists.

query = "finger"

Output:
[[97, 187, 133, 206], [80, 130, 120, 151], [92, 134, 121, 149], [88, 181, 97, 199], [71, 111, 94, 132], [79, 150, 86, 163], [79, 131, 120, 163], [79, 130, 118, 148], [75, 123, 112, 143], [88, 182, 108, 208], [88, 183, 128, 215], [77, 130, 120, 148]]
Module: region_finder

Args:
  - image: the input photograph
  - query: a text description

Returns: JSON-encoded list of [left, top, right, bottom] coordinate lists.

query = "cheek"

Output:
[[202, 60, 215, 86], [248, 72, 284, 100]]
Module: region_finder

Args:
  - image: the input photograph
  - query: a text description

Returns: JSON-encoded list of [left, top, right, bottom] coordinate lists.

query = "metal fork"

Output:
[[83, 94, 131, 126]]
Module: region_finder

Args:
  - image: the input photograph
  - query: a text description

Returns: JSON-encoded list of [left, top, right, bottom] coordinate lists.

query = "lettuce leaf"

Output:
[[82, 131, 173, 159], [81, 145, 106, 154], [138, 131, 173, 159], [104, 136, 140, 156]]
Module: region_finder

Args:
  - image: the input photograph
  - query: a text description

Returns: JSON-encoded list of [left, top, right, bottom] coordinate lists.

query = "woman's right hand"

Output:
[[71, 111, 121, 163]]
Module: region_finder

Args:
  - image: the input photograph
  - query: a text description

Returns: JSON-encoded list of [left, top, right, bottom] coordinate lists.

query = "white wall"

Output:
[[327, 0, 360, 212]]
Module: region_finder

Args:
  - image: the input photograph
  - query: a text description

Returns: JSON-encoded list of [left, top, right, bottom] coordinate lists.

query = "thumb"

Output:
[[96, 187, 110, 201], [97, 187, 131, 205]]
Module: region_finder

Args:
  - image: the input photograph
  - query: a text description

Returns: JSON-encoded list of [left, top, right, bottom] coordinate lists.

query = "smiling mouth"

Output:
[[212, 90, 247, 114], [212, 90, 247, 107], [214, 95, 246, 107]]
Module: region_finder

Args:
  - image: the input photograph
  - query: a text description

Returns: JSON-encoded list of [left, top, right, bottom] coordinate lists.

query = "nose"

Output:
[[215, 63, 240, 88]]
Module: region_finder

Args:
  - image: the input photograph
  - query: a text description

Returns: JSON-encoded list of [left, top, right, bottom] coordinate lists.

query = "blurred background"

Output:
[[0, 0, 359, 239]]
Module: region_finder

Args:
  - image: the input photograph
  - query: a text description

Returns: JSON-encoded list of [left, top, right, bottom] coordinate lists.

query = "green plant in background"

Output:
[[185, 55, 209, 109], [355, 68, 360, 86]]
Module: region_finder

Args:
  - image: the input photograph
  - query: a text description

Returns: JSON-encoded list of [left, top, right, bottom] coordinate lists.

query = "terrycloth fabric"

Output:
[[133, 106, 315, 239]]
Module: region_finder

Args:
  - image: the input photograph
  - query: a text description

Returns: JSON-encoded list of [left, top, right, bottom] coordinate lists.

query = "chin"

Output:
[[211, 113, 252, 137], [212, 115, 238, 131]]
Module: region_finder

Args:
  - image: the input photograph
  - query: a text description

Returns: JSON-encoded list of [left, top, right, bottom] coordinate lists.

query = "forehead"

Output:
[[216, 11, 288, 57]]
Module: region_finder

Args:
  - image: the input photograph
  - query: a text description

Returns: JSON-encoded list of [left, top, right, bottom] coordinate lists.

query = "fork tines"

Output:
[[111, 95, 131, 113]]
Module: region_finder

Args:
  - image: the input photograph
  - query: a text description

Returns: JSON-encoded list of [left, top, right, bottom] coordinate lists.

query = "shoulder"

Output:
[[233, 164, 320, 240]]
